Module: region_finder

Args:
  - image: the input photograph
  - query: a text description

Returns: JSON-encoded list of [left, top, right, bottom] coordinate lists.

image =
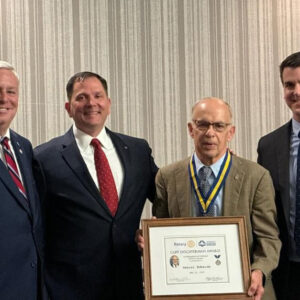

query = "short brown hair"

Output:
[[280, 52, 300, 83], [66, 72, 108, 100]]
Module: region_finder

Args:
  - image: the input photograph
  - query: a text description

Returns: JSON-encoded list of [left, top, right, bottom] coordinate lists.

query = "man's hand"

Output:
[[135, 229, 144, 252], [135, 217, 157, 252], [248, 269, 264, 300]]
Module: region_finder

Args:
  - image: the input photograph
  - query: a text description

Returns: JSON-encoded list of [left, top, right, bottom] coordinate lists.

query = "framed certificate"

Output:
[[142, 216, 252, 299]]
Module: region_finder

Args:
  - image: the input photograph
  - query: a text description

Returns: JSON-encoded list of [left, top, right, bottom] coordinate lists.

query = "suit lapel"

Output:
[[174, 158, 192, 217], [276, 121, 291, 225], [223, 157, 244, 216], [60, 129, 112, 217]]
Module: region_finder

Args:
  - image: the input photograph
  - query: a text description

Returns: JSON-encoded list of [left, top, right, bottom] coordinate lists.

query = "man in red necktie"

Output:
[[0, 61, 45, 299], [34, 71, 158, 300]]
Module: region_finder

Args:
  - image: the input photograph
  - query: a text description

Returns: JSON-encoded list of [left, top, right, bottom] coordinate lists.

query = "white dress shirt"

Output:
[[73, 126, 124, 199]]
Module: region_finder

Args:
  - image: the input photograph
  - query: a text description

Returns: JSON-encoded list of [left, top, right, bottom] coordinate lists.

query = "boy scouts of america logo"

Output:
[[187, 240, 195, 248], [215, 255, 221, 265]]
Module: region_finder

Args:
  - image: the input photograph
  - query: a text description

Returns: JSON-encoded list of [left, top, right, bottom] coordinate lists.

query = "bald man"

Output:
[[140, 98, 281, 300]]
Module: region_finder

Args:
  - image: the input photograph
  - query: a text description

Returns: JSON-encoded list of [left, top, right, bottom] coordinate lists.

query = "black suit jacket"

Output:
[[257, 121, 291, 298], [0, 130, 44, 299], [34, 127, 158, 300]]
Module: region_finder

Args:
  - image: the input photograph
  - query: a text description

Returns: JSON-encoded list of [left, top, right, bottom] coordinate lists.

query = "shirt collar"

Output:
[[193, 152, 227, 178], [0, 129, 11, 141], [292, 118, 300, 137], [72, 125, 114, 151]]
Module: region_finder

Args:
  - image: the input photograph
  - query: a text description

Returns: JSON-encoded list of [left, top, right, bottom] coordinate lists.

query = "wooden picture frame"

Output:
[[142, 216, 252, 300]]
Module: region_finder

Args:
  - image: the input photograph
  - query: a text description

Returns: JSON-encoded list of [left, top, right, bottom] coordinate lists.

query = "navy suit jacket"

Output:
[[257, 121, 291, 299], [34, 127, 158, 300], [0, 130, 44, 299]]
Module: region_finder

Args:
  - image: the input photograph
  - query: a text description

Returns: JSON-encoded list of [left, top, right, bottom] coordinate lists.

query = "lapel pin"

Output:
[[16, 142, 23, 154]]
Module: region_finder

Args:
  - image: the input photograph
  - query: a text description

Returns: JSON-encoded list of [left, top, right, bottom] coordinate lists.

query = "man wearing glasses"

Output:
[[148, 97, 281, 300]]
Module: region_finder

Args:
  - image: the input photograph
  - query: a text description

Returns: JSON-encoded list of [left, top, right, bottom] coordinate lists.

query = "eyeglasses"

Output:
[[192, 120, 231, 132]]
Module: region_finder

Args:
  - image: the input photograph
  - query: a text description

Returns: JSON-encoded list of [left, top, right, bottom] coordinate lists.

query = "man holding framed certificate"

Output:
[[138, 98, 281, 300]]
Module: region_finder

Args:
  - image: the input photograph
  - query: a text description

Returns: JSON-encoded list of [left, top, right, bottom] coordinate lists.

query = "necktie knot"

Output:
[[1, 136, 9, 147], [199, 166, 212, 179], [1, 136, 27, 201], [91, 138, 102, 149]]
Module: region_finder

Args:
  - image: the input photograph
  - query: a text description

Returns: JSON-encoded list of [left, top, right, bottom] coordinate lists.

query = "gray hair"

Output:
[[0, 61, 19, 81]]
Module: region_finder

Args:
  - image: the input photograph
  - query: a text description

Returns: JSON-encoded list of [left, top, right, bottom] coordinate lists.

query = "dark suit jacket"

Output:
[[153, 155, 281, 300], [257, 121, 292, 299], [34, 127, 158, 300], [0, 130, 44, 300]]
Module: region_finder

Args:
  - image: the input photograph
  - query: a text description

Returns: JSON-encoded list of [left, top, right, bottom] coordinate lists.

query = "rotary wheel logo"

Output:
[[187, 240, 195, 248]]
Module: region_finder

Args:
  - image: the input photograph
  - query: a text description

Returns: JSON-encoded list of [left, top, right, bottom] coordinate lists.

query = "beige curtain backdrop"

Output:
[[1, 0, 299, 217]]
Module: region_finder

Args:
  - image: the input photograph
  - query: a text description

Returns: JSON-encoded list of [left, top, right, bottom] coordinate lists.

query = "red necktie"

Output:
[[91, 138, 118, 216], [1, 137, 27, 200]]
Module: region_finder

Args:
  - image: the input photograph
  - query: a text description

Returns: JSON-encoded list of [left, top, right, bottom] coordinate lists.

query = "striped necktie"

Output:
[[1, 137, 27, 200]]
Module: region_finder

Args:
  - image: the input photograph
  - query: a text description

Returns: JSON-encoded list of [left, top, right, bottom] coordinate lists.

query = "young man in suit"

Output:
[[137, 97, 281, 300], [34, 71, 158, 300], [258, 52, 300, 300], [0, 61, 44, 299]]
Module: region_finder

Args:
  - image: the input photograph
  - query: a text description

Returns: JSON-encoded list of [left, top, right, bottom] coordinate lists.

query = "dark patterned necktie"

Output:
[[295, 131, 300, 256], [1, 137, 27, 200], [91, 138, 118, 216], [199, 166, 216, 216], [199, 166, 213, 196]]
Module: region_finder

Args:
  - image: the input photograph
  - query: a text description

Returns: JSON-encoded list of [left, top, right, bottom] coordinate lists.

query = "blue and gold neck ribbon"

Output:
[[188, 151, 232, 215]]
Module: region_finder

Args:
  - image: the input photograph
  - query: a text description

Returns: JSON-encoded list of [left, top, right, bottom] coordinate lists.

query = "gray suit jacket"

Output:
[[153, 155, 281, 300]]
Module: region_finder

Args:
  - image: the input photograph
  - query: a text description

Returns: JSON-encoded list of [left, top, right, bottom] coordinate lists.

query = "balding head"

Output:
[[188, 97, 235, 165], [191, 97, 232, 122]]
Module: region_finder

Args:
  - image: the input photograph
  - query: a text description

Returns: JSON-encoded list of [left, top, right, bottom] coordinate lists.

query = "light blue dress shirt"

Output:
[[289, 119, 300, 261]]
